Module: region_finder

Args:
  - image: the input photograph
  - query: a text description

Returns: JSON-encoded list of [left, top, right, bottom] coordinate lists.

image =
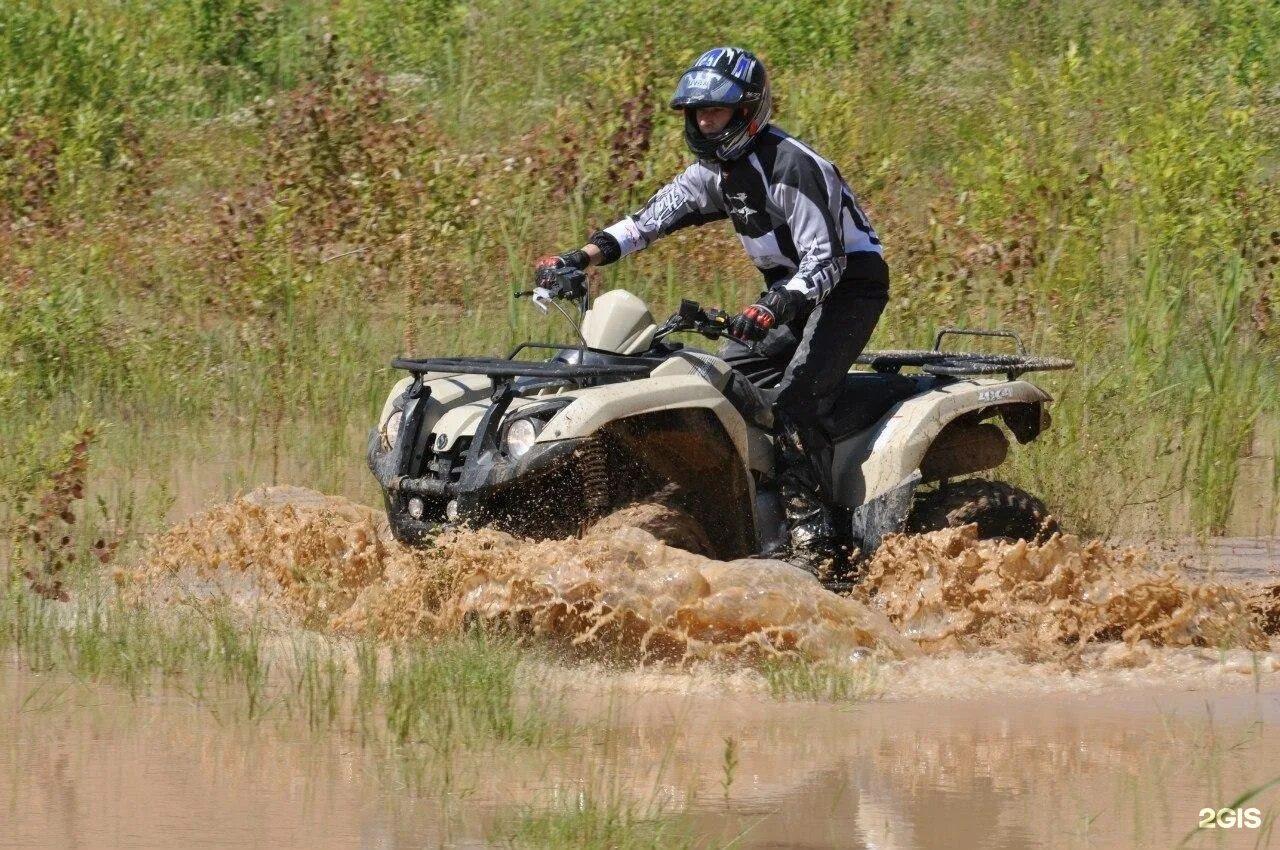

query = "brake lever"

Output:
[[529, 286, 554, 313], [515, 287, 555, 311]]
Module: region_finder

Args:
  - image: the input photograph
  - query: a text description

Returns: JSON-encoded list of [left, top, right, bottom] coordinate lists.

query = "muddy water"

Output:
[[4, 663, 1280, 849], [127, 488, 1277, 666], [591, 683, 1280, 850], [7, 487, 1280, 848]]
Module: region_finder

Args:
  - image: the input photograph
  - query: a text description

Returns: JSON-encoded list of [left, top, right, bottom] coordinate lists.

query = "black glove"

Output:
[[727, 287, 807, 342], [534, 250, 590, 298], [539, 249, 590, 271]]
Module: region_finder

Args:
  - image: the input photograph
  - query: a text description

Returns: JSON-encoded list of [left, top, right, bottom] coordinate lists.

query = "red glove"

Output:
[[536, 250, 590, 271], [727, 304, 777, 341], [727, 288, 806, 342]]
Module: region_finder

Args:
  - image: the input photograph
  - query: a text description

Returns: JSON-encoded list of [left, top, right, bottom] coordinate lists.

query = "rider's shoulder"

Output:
[[673, 159, 721, 182], [760, 127, 834, 181]]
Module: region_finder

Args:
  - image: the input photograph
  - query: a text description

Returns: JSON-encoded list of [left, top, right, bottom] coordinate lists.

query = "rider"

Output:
[[539, 46, 890, 570]]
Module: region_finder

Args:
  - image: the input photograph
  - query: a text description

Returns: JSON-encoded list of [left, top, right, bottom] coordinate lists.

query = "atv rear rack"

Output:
[[855, 327, 1074, 379]]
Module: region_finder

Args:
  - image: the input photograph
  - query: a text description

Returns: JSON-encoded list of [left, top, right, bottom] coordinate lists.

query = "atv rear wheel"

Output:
[[906, 479, 1058, 543]]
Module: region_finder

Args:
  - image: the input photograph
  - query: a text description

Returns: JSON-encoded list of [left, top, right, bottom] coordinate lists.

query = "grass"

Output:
[[493, 800, 709, 849], [0, 561, 726, 845], [3, 0, 1277, 543], [761, 655, 879, 702], [0, 574, 557, 755]]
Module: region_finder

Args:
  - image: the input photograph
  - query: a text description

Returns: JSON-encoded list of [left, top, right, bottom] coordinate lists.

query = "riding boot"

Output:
[[779, 478, 838, 575], [774, 415, 840, 576]]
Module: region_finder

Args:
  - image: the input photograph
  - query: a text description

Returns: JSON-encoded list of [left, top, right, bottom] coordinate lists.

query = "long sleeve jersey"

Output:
[[602, 126, 882, 303]]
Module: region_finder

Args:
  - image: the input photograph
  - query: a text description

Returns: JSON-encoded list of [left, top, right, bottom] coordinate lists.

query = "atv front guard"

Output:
[[369, 355, 658, 536]]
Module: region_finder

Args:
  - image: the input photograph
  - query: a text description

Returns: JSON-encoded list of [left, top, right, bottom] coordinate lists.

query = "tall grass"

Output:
[[2, 0, 1278, 537], [0, 574, 560, 755], [761, 656, 880, 702]]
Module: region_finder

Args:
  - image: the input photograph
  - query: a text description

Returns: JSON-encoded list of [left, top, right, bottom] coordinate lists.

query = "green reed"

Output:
[[761, 655, 880, 702], [2, 0, 1277, 540]]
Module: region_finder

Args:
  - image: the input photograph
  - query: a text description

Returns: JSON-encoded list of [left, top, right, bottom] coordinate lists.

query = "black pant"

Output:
[[721, 251, 890, 497]]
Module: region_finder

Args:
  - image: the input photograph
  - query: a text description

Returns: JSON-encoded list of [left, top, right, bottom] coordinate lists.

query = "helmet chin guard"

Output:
[[670, 46, 771, 162]]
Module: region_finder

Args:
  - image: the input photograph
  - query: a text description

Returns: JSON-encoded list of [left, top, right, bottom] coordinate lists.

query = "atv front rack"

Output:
[[855, 327, 1074, 379], [391, 356, 656, 382]]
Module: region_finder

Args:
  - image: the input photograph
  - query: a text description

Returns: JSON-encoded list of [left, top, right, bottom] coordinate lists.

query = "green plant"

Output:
[[384, 630, 550, 748], [761, 656, 877, 701]]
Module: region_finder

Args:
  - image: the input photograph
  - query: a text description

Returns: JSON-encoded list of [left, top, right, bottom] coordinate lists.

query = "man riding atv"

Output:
[[539, 46, 890, 570]]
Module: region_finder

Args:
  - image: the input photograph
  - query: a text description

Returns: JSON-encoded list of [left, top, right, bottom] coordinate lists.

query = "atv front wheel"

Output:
[[587, 499, 715, 557], [906, 479, 1058, 543]]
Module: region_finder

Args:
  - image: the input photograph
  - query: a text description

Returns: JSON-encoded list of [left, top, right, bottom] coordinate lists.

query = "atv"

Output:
[[367, 269, 1072, 581]]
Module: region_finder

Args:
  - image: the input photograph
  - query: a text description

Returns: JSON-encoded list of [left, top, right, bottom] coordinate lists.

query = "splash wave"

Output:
[[127, 487, 1277, 668]]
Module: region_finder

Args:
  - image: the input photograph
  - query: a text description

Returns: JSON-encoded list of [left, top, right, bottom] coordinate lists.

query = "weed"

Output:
[[761, 656, 877, 702], [720, 736, 738, 798], [384, 630, 549, 749], [1, 0, 1278, 552], [494, 798, 706, 850]]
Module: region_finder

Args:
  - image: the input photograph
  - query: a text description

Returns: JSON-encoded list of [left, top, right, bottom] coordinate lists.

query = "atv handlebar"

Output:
[[516, 265, 589, 313], [654, 299, 732, 341], [514, 278, 734, 347]]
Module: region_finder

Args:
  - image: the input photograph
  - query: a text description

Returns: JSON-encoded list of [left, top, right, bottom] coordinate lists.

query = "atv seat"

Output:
[[828, 372, 928, 438]]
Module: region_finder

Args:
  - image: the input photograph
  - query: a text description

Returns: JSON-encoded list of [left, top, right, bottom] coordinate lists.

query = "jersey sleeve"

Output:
[[770, 160, 847, 303], [601, 161, 726, 258]]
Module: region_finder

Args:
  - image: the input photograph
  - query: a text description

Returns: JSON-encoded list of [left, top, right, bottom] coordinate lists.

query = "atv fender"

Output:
[[538, 375, 750, 464], [835, 379, 1051, 506], [373, 372, 493, 451], [540, 377, 756, 557]]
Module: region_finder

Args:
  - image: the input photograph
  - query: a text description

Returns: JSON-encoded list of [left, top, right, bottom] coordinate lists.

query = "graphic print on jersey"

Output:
[[724, 192, 758, 219], [643, 181, 694, 231], [719, 166, 773, 237]]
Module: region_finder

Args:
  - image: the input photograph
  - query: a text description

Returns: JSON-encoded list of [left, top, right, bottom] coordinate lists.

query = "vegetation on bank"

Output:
[[2, 0, 1279, 562], [1, 572, 732, 846]]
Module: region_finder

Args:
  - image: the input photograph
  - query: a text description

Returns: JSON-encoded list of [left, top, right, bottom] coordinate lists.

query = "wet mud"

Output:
[[126, 486, 1280, 679]]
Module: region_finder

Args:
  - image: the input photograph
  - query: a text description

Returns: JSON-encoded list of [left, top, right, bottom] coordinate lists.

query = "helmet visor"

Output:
[[670, 68, 747, 108]]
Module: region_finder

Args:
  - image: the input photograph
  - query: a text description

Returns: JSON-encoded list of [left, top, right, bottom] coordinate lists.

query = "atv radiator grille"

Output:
[[422, 435, 472, 484]]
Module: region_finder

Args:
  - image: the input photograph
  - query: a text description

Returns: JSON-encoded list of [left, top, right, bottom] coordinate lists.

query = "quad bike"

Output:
[[367, 269, 1073, 585]]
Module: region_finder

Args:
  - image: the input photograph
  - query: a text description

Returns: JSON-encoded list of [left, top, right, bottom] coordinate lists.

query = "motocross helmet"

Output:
[[670, 46, 771, 162]]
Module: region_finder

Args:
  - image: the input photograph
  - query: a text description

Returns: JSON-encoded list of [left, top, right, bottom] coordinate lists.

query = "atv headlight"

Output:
[[503, 418, 538, 459], [381, 409, 403, 452]]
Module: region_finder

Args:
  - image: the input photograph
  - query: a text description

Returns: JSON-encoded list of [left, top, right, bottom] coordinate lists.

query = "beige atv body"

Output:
[[368, 288, 1069, 564]]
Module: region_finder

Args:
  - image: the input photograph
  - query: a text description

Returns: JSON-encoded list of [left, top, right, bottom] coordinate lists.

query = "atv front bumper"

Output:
[[368, 420, 586, 544], [368, 354, 662, 544]]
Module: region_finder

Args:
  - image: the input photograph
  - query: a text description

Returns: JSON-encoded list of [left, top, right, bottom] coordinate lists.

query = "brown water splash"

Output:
[[857, 525, 1269, 660], [131, 488, 914, 663], [129, 487, 1275, 667]]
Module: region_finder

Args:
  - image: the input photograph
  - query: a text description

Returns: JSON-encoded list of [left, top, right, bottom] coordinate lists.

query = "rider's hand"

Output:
[[534, 250, 590, 298], [536, 249, 590, 273], [727, 288, 806, 342]]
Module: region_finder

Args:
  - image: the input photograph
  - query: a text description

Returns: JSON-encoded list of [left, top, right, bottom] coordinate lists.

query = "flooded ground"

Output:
[[4, 662, 1279, 849], [4, 487, 1280, 848]]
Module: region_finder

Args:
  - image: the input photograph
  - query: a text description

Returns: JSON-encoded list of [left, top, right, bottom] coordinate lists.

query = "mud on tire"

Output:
[[906, 479, 1059, 543]]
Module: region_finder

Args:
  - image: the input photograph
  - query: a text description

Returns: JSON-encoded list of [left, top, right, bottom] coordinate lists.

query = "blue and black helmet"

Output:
[[670, 46, 771, 162]]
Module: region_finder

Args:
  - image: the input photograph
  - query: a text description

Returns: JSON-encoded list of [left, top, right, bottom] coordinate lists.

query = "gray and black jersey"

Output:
[[602, 126, 882, 303]]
